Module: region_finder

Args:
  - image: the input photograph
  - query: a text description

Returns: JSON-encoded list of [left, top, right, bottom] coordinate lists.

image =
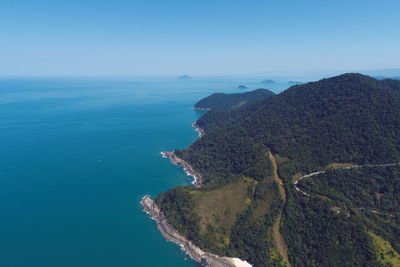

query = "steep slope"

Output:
[[194, 88, 275, 110], [156, 74, 400, 266], [185, 74, 400, 185]]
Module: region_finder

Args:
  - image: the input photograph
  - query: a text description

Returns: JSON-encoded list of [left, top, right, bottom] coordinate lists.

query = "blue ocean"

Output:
[[0, 77, 289, 267]]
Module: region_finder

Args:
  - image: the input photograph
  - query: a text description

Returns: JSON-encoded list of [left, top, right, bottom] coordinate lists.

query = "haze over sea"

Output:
[[0, 77, 289, 267]]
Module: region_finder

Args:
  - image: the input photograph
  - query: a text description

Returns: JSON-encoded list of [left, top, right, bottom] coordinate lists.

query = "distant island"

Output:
[[237, 85, 247, 89], [287, 81, 302, 84], [261, 79, 275, 83], [178, 74, 192, 80], [194, 88, 275, 110], [143, 74, 400, 267]]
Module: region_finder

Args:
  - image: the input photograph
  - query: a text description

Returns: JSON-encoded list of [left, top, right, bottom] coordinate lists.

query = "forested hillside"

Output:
[[194, 88, 275, 110], [190, 74, 400, 182], [157, 74, 400, 266]]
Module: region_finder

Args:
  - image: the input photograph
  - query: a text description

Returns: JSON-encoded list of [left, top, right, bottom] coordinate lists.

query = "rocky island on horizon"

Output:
[[261, 79, 275, 84], [178, 74, 192, 80]]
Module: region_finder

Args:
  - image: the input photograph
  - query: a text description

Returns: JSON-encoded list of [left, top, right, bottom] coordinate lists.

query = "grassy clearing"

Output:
[[193, 177, 255, 233], [191, 177, 255, 246]]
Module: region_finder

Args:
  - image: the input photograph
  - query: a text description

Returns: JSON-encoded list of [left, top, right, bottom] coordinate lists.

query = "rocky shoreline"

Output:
[[142, 118, 251, 266], [161, 151, 203, 187], [193, 107, 211, 111], [192, 120, 205, 137], [140, 196, 251, 267]]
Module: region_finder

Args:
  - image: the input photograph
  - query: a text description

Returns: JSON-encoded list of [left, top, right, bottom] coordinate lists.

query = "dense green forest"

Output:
[[193, 74, 400, 182], [194, 88, 275, 110], [157, 74, 400, 266], [297, 166, 400, 250], [281, 188, 377, 267], [282, 165, 400, 266], [175, 127, 273, 188], [299, 166, 400, 214]]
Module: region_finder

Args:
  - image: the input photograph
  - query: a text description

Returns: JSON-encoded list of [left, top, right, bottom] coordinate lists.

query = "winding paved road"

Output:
[[293, 162, 400, 197]]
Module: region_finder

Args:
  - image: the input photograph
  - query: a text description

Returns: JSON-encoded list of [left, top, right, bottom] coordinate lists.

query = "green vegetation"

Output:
[[192, 177, 255, 250], [155, 187, 200, 241], [368, 231, 400, 267], [281, 188, 376, 266], [299, 166, 400, 214], [175, 129, 274, 188], [194, 88, 275, 110], [157, 74, 400, 266], [297, 166, 400, 253], [230, 181, 285, 266], [157, 177, 285, 266], [195, 74, 400, 183]]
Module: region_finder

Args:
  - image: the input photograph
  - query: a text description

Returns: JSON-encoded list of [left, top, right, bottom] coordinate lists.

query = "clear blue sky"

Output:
[[1, 0, 399, 76]]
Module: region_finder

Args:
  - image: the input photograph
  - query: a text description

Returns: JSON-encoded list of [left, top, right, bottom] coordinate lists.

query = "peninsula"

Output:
[[141, 196, 251, 267], [143, 74, 400, 266]]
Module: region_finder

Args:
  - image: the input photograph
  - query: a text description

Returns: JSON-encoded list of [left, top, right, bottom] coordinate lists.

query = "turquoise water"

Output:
[[0, 77, 289, 267]]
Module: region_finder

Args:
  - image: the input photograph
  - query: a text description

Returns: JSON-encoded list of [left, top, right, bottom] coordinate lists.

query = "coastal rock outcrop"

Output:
[[140, 196, 251, 267], [161, 151, 203, 187]]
